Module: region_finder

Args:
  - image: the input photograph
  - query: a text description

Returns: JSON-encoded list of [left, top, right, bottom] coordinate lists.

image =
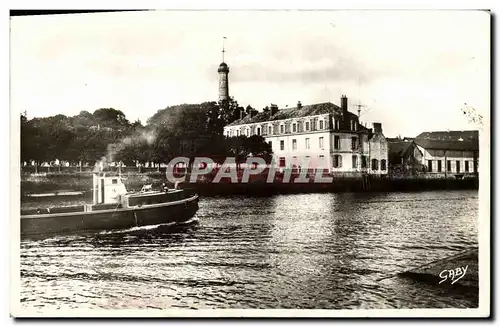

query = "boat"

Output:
[[21, 171, 199, 236]]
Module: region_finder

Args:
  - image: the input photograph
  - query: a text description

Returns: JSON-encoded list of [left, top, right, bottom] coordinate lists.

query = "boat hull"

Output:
[[21, 195, 199, 237]]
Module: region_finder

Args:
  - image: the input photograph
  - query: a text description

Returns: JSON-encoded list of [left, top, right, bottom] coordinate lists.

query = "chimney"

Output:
[[373, 122, 382, 134], [297, 101, 302, 109], [341, 95, 348, 115], [270, 104, 279, 115]]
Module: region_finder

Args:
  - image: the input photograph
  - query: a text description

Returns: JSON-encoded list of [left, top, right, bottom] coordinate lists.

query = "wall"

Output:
[[369, 133, 389, 175], [416, 145, 478, 175], [265, 131, 331, 169]]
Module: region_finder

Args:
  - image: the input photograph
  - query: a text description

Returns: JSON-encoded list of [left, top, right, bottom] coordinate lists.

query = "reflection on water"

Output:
[[20, 190, 478, 310]]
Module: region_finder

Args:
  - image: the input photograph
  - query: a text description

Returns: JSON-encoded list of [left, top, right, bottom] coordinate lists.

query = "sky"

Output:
[[10, 10, 490, 137]]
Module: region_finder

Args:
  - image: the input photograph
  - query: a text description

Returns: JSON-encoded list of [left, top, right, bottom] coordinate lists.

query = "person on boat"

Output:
[[141, 184, 153, 192]]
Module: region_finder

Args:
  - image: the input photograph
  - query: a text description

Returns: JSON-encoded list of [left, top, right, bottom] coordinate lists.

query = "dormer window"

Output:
[[305, 121, 310, 131], [319, 120, 324, 130], [268, 125, 272, 135], [280, 124, 284, 134], [292, 123, 297, 133]]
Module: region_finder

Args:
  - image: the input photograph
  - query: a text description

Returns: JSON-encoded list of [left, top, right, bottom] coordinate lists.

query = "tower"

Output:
[[218, 37, 230, 102]]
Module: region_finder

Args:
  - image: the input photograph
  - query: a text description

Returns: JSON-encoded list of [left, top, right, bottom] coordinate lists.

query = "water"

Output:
[[20, 190, 478, 311]]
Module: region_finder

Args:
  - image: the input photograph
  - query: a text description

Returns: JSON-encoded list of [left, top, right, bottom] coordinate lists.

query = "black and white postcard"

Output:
[[9, 9, 491, 318]]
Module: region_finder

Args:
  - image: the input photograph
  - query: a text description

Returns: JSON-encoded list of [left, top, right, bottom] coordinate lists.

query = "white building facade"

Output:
[[414, 131, 479, 177], [223, 97, 389, 176]]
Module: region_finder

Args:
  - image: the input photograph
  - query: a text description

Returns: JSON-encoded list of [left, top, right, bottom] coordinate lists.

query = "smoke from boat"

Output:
[[105, 129, 157, 164], [93, 156, 108, 172]]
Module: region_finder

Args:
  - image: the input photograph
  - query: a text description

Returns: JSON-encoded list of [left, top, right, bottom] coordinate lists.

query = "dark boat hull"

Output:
[[21, 195, 199, 237]]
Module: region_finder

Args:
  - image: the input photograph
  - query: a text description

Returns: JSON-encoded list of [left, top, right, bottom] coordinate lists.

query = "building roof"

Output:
[[388, 140, 413, 157], [226, 102, 359, 127], [414, 130, 479, 151], [218, 62, 229, 73]]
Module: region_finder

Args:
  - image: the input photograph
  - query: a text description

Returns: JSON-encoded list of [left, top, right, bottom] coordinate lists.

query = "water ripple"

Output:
[[20, 190, 478, 310]]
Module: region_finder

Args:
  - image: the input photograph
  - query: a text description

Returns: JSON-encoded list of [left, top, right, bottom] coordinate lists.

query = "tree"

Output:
[[147, 102, 228, 166], [244, 135, 273, 163], [224, 135, 249, 170], [223, 135, 273, 169], [219, 98, 244, 125], [93, 108, 130, 132], [29, 115, 76, 166]]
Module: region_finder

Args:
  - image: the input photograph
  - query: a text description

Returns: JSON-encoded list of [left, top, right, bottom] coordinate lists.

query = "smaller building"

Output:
[[413, 130, 479, 178], [387, 138, 423, 176]]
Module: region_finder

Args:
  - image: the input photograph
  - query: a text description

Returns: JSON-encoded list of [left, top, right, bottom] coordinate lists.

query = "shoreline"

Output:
[[21, 171, 478, 198]]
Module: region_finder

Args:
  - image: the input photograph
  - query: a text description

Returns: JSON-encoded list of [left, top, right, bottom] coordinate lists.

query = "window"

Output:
[[456, 160, 460, 173], [319, 137, 324, 149], [351, 137, 357, 150], [305, 121, 310, 131], [311, 121, 316, 131], [279, 157, 286, 167], [334, 135, 340, 150], [465, 160, 469, 172], [280, 140, 285, 151], [246, 129, 250, 136], [319, 120, 324, 130], [361, 156, 367, 168], [257, 127, 261, 136], [333, 155, 342, 168], [292, 123, 297, 133], [437, 160, 442, 172], [292, 139, 297, 150], [112, 179, 118, 184], [305, 138, 310, 149], [237, 130, 240, 136], [268, 126, 272, 135], [371, 159, 379, 171], [352, 155, 358, 168], [447, 160, 452, 172], [319, 155, 325, 165], [280, 125, 284, 134], [427, 160, 433, 172], [351, 120, 355, 131], [335, 119, 340, 130], [381, 159, 387, 171]]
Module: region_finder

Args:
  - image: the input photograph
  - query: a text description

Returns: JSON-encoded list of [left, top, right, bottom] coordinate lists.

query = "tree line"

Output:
[[20, 98, 272, 171]]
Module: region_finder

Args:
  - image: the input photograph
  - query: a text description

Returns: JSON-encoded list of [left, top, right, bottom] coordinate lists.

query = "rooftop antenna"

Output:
[[222, 36, 226, 62], [355, 75, 366, 118], [355, 102, 366, 118]]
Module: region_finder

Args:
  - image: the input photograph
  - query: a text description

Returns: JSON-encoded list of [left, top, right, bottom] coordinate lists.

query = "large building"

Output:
[[223, 97, 389, 175]]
